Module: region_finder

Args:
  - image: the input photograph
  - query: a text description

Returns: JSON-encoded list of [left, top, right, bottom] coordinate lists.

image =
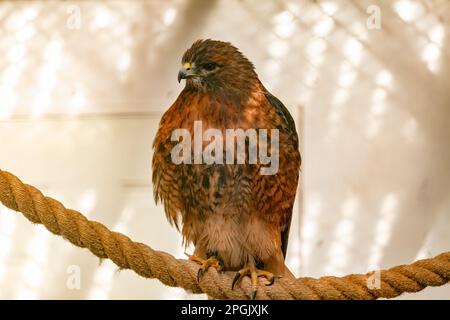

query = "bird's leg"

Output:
[[186, 251, 223, 283], [231, 260, 276, 300]]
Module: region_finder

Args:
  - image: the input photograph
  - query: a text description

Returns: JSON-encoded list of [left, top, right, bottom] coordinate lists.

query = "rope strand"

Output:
[[1, 169, 449, 299]]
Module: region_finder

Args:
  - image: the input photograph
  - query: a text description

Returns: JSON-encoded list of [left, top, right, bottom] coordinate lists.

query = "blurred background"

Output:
[[0, 0, 449, 299]]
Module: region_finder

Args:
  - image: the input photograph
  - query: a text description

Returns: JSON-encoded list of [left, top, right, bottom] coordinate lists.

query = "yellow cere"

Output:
[[183, 62, 191, 70]]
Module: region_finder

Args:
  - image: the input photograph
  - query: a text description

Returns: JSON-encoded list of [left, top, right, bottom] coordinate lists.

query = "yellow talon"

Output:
[[231, 264, 276, 300], [187, 253, 222, 282]]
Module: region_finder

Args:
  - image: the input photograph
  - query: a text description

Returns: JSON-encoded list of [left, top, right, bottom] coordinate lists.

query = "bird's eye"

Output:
[[203, 62, 217, 71]]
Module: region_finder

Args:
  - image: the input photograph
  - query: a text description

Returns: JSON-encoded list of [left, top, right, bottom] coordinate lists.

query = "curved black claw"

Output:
[[197, 268, 205, 283], [265, 275, 275, 286], [250, 289, 257, 300], [231, 272, 241, 290]]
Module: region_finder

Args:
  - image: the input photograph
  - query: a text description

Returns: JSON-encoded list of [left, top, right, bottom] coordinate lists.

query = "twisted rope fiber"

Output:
[[1, 169, 449, 299]]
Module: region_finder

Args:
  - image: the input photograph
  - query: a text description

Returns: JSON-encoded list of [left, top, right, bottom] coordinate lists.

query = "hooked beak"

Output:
[[177, 63, 197, 83], [177, 68, 188, 83]]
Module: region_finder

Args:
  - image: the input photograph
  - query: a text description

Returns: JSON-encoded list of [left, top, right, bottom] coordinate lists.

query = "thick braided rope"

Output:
[[1, 169, 449, 299]]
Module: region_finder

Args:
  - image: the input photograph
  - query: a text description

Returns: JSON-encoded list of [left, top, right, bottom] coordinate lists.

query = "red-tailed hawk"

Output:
[[152, 39, 301, 299]]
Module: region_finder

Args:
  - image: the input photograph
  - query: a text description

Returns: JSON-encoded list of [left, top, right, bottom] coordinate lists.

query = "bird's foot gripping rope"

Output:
[[231, 264, 277, 300], [1, 169, 450, 299], [186, 252, 223, 283]]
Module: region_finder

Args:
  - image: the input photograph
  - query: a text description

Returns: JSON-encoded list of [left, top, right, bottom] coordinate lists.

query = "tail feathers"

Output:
[[264, 254, 295, 278], [281, 263, 295, 278]]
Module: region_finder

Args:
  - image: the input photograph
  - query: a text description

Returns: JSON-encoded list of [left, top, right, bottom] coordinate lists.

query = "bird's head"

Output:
[[178, 39, 259, 95]]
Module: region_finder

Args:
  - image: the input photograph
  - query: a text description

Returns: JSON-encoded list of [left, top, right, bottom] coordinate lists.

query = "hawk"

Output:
[[152, 39, 301, 299]]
